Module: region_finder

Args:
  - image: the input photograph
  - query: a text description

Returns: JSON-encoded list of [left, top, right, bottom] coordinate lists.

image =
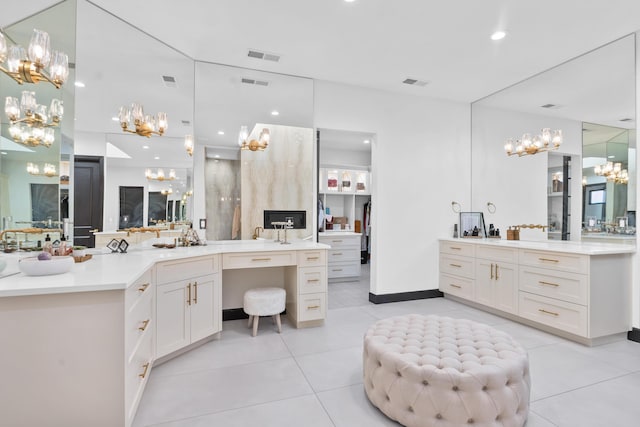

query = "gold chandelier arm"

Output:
[[0, 64, 25, 85]]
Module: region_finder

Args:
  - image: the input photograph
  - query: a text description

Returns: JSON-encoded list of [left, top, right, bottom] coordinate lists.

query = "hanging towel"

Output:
[[232, 205, 241, 239]]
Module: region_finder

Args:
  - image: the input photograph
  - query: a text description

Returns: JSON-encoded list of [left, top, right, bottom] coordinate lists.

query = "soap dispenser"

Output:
[[43, 234, 53, 255]]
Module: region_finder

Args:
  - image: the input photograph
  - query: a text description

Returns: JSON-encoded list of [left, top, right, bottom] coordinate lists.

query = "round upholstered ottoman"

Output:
[[363, 314, 530, 427]]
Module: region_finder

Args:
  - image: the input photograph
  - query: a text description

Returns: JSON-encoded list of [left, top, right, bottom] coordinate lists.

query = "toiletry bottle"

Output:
[[59, 235, 68, 256], [43, 234, 53, 254]]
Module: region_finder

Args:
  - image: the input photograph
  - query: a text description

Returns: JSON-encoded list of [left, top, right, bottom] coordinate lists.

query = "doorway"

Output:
[[73, 156, 104, 248]]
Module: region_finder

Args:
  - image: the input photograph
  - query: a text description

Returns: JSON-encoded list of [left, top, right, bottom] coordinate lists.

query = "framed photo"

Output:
[[459, 212, 486, 238], [107, 239, 120, 252], [118, 239, 129, 253]]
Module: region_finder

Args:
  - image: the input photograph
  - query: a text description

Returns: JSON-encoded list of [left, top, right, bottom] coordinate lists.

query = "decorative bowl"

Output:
[[19, 255, 74, 276]]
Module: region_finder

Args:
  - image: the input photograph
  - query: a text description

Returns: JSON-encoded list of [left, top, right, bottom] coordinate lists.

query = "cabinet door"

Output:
[[493, 262, 517, 314], [190, 275, 221, 343], [156, 281, 190, 358], [475, 259, 493, 307]]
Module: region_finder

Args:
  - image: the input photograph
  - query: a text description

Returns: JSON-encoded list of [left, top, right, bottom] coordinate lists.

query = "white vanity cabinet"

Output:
[[155, 255, 221, 358], [475, 246, 518, 314], [319, 232, 361, 280]]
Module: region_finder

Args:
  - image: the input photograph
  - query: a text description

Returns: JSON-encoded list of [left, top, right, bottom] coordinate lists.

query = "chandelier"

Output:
[[594, 161, 629, 184], [238, 126, 270, 151], [504, 128, 562, 157], [118, 102, 167, 137], [27, 162, 57, 177], [5, 91, 62, 147], [184, 134, 194, 156], [0, 29, 69, 89], [145, 168, 175, 181]]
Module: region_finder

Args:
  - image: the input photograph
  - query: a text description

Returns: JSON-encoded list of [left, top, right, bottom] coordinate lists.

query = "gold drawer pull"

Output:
[[538, 308, 559, 317], [539, 257, 560, 263], [332, 269, 343, 272], [193, 281, 198, 304], [187, 283, 191, 306], [449, 263, 462, 268], [495, 264, 499, 280], [138, 362, 150, 379], [307, 256, 320, 261], [307, 279, 320, 283], [449, 246, 462, 250], [449, 284, 461, 289], [490, 263, 494, 280], [331, 240, 343, 243], [333, 252, 343, 255], [307, 305, 320, 310], [137, 283, 150, 293], [252, 257, 272, 261], [539, 281, 560, 287], [138, 319, 150, 332]]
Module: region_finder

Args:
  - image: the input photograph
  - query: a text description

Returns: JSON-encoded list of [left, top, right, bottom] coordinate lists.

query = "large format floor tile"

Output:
[[295, 345, 363, 392], [316, 384, 400, 427]]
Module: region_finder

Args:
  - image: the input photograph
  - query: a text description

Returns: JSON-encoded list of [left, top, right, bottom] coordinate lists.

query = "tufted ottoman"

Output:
[[363, 314, 530, 427]]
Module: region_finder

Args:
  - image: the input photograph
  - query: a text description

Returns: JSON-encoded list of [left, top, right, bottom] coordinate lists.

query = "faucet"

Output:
[[252, 226, 264, 239]]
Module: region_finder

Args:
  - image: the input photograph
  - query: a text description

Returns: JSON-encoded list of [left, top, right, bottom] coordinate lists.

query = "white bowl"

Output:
[[19, 256, 74, 276]]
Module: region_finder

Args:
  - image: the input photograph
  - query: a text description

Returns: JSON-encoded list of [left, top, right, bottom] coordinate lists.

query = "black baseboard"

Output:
[[223, 308, 287, 321], [628, 327, 640, 343], [369, 289, 444, 304]]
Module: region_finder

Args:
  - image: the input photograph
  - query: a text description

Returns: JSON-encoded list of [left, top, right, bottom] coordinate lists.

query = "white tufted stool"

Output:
[[363, 314, 530, 427], [243, 287, 286, 337]]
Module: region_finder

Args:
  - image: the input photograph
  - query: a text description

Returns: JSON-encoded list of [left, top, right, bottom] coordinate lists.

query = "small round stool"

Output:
[[243, 287, 286, 337]]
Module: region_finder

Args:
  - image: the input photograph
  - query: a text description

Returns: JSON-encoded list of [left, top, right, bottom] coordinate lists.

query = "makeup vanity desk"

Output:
[[439, 238, 635, 346], [0, 240, 328, 427]]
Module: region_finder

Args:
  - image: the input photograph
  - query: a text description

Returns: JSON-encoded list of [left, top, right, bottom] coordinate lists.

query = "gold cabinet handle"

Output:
[[490, 263, 494, 280], [331, 240, 343, 243], [449, 246, 462, 250], [539, 257, 559, 263], [187, 283, 191, 306], [307, 256, 320, 261], [449, 283, 461, 289], [332, 268, 343, 272], [539, 281, 559, 287], [138, 319, 150, 332], [333, 252, 343, 256], [193, 281, 198, 304], [137, 283, 150, 293], [252, 258, 272, 262], [138, 362, 150, 379], [449, 263, 462, 268], [495, 264, 499, 280], [307, 279, 320, 283], [307, 305, 320, 310], [538, 308, 559, 317]]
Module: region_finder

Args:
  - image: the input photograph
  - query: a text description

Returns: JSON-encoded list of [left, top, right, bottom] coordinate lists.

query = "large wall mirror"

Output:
[[74, 0, 194, 233], [471, 34, 636, 242], [0, 0, 76, 245]]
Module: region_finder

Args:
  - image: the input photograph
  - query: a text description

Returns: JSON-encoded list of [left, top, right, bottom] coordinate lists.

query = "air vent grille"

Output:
[[241, 77, 270, 86], [181, 120, 191, 126], [402, 78, 429, 87], [540, 103, 560, 109], [162, 75, 177, 88], [247, 49, 281, 62], [619, 118, 633, 122]]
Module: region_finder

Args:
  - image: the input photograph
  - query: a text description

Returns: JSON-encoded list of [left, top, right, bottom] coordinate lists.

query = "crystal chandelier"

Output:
[[145, 168, 176, 181], [5, 90, 62, 147], [0, 29, 69, 89], [594, 161, 629, 184], [118, 102, 167, 137], [184, 134, 194, 156], [27, 162, 57, 177], [504, 128, 562, 157], [238, 126, 270, 151]]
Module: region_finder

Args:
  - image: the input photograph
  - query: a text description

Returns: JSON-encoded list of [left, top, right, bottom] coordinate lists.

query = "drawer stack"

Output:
[[438, 241, 475, 299], [291, 249, 328, 324], [319, 234, 361, 280]]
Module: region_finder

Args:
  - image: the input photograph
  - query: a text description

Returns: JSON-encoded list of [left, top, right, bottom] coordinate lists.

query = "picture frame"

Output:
[[459, 212, 486, 238], [117, 239, 129, 253], [106, 238, 120, 252]]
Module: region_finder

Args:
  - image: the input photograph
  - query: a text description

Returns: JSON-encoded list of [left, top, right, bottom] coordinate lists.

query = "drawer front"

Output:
[[222, 251, 296, 269], [298, 266, 327, 294], [519, 266, 587, 305], [125, 289, 153, 361], [439, 273, 474, 300], [476, 246, 516, 263], [298, 292, 327, 321], [439, 240, 475, 257], [297, 249, 327, 267], [328, 248, 360, 263], [439, 254, 474, 279], [125, 268, 153, 312], [125, 328, 153, 423], [319, 235, 360, 249], [519, 292, 587, 337], [156, 255, 218, 284], [327, 262, 361, 278], [519, 249, 589, 274]]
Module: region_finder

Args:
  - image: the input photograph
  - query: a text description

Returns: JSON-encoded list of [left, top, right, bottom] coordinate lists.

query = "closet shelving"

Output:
[[319, 167, 371, 232]]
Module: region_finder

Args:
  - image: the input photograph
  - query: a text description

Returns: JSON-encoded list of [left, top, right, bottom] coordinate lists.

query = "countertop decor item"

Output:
[[19, 255, 73, 276]]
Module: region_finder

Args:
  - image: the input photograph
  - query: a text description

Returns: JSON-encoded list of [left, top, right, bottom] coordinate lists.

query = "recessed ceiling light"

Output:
[[111, 116, 119, 121], [74, 81, 85, 87], [154, 156, 160, 160], [143, 145, 149, 149], [214, 154, 220, 158], [344, 0, 356, 3], [271, 110, 279, 116], [608, 155, 616, 159], [490, 31, 507, 41], [218, 131, 225, 135], [364, 139, 370, 144], [1, 151, 7, 155]]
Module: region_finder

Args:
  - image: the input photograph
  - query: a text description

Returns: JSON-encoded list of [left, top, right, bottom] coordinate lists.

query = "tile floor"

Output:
[[133, 265, 640, 426]]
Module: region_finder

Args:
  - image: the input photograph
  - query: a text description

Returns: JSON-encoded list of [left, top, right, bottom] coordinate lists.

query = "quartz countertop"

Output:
[[319, 231, 362, 236], [0, 239, 329, 298], [439, 237, 635, 255]]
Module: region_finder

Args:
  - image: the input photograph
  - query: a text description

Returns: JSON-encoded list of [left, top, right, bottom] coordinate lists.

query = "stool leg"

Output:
[[275, 313, 282, 333], [247, 315, 253, 328], [252, 315, 259, 337]]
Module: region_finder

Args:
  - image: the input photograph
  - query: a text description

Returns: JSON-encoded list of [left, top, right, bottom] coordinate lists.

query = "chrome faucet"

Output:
[[252, 226, 264, 239]]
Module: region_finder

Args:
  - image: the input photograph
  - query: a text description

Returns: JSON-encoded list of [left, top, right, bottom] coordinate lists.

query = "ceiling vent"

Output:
[[162, 75, 177, 88], [619, 118, 634, 122], [241, 77, 270, 86], [181, 120, 191, 126], [402, 78, 429, 87], [247, 49, 281, 62], [540, 103, 561, 109]]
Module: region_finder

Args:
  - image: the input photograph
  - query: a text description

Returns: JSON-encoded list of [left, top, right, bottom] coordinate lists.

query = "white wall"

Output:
[[314, 81, 471, 296]]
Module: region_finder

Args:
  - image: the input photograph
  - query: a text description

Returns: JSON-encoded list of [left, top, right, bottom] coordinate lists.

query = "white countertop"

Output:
[[319, 231, 362, 236], [0, 239, 329, 298], [439, 237, 636, 255]]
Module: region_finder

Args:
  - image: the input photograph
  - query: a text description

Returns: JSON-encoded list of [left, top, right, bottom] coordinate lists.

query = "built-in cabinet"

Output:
[[319, 232, 361, 280], [155, 255, 221, 358], [439, 239, 632, 344], [320, 167, 370, 232]]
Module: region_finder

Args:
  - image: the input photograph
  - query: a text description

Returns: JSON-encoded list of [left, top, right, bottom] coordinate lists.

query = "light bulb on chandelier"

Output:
[[504, 128, 562, 157], [118, 102, 167, 137]]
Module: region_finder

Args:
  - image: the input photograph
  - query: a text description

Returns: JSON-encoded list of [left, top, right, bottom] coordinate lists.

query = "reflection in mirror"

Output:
[[0, 0, 76, 249], [471, 34, 635, 242], [74, 1, 194, 239], [195, 63, 314, 241]]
